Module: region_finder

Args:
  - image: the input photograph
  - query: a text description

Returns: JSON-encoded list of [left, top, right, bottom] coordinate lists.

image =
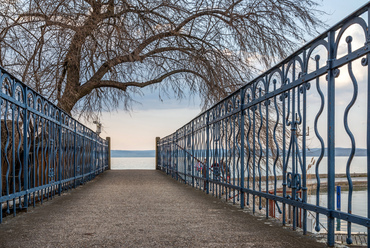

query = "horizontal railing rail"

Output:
[[0, 66, 109, 223], [157, 2, 370, 246]]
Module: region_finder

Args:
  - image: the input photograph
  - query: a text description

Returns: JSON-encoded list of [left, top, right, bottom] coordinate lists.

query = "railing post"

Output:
[[191, 122, 194, 187], [58, 111, 62, 196], [302, 82, 308, 235], [94, 135, 97, 177], [106, 137, 112, 170], [82, 127, 85, 182], [327, 30, 336, 247], [175, 131, 178, 180], [73, 121, 77, 188], [155, 137, 160, 170], [302, 49, 308, 235], [264, 82, 269, 219], [23, 87, 29, 209], [367, 8, 370, 244], [184, 129, 187, 184], [11, 99, 16, 215], [206, 112, 210, 194], [240, 89, 245, 209]]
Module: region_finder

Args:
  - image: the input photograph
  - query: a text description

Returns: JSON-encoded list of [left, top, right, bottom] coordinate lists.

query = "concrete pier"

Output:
[[0, 170, 325, 247]]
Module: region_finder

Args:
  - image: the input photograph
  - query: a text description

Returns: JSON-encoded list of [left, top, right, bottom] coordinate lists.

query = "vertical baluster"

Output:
[[23, 87, 28, 210], [344, 36, 358, 244], [225, 115, 229, 199], [206, 112, 210, 194], [199, 128, 202, 189], [199, 129, 202, 187], [219, 118, 225, 200], [236, 103, 241, 203], [176, 131, 178, 180], [367, 7, 370, 244], [252, 94, 256, 214], [220, 116, 223, 198], [32, 109, 36, 206], [69, 127, 73, 184], [82, 127, 85, 184], [58, 112, 62, 195], [51, 115, 55, 199], [42, 114, 46, 201], [246, 94, 252, 206], [301, 80, 308, 234], [89, 137, 92, 179], [210, 121, 213, 195], [272, 80, 282, 217], [215, 119, 218, 196], [192, 122, 194, 187], [26, 102, 31, 206], [224, 118, 229, 199], [47, 113, 51, 200], [36, 115, 41, 201], [292, 62, 297, 230], [233, 110, 236, 204], [184, 129, 186, 184], [11, 98, 16, 216], [74, 121, 77, 188], [225, 109, 230, 200], [198, 128, 201, 189], [313, 54, 324, 232], [327, 30, 336, 247], [265, 85, 270, 219], [43, 116, 46, 193], [281, 67, 287, 225], [257, 88, 263, 210], [16, 94, 22, 209], [240, 90, 245, 209], [194, 129, 198, 188], [5, 100, 10, 213], [211, 120, 214, 195]]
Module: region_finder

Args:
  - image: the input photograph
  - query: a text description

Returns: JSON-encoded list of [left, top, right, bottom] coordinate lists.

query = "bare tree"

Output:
[[0, 0, 324, 120]]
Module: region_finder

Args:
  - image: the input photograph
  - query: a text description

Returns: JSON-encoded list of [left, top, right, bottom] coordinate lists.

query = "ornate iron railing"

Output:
[[0, 67, 109, 223], [157, 3, 370, 246]]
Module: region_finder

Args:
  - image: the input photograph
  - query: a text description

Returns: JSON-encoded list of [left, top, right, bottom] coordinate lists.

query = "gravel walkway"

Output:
[[0, 170, 326, 247]]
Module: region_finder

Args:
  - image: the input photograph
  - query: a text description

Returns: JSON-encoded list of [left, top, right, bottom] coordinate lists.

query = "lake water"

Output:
[[111, 155, 368, 173], [111, 157, 155, 170], [306, 156, 367, 175], [307, 190, 367, 233]]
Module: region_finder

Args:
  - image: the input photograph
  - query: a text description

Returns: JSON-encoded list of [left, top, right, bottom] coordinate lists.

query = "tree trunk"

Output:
[[58, 86, 80, 115]]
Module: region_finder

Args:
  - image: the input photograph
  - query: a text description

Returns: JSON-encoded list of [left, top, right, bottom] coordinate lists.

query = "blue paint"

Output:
[[157, 3, 370, 246], [0, 68, 109, 223]]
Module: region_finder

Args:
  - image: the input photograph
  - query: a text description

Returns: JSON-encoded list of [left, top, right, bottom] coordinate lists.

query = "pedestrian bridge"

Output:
[[2, 2, 370, 248], [0, 170, 325, 247]]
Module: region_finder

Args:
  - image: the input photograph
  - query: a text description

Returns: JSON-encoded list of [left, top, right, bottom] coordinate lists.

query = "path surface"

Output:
[[0, 170, 326, 247]]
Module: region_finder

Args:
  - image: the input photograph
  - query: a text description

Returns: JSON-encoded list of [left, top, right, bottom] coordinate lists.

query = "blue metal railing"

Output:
[[0, 67, 109, 223], [157, 3, 370, 246]]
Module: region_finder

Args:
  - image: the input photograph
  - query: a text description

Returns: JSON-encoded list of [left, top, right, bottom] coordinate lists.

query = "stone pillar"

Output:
[[106, 137, 111, 170], [155, 137, 160, 170]]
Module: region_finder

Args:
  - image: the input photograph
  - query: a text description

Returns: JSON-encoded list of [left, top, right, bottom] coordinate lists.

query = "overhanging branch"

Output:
[[79, 69, 209, 99]]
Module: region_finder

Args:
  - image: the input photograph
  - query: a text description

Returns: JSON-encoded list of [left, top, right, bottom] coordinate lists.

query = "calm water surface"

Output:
[[111, 157, 155, 170]]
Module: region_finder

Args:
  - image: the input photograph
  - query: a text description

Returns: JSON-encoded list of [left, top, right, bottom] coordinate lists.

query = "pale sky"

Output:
[[83, 0, 369, 151]]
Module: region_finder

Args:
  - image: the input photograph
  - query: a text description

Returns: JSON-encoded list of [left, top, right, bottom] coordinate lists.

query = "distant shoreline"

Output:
[[112, 156, 155, 158], [111, 150, 155, 158], [110, 147, 367, 158]]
